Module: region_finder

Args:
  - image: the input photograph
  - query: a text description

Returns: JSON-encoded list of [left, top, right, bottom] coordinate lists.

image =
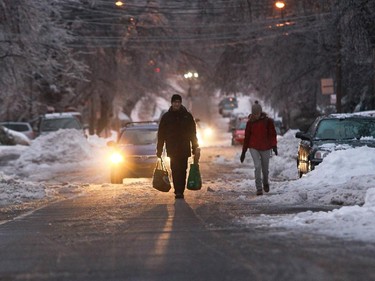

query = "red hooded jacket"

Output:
[[242, 113, 277, 151]]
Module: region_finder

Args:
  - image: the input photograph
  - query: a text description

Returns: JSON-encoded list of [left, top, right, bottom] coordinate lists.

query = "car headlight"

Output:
[[110, 152, 124, 164], [203, 127, 213, 138], [314, 150, 329, 160]]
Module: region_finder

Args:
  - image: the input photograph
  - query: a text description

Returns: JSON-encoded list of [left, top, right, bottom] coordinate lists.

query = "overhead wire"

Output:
[[26, 1, 333, 49]]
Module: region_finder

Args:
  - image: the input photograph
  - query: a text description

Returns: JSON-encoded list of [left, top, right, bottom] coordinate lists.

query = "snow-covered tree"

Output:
[[0, 0, 87, 121]]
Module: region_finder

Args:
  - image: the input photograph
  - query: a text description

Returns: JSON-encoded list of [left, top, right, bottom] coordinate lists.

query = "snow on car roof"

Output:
[[43, 112, 81, 119], [121, 121, 158, 131], [328, 112, 375, 119]]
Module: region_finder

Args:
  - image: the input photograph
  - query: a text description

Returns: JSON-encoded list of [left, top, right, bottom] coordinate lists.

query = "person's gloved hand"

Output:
[[240, 151, 246, 163], [272, 146, 278, 156]]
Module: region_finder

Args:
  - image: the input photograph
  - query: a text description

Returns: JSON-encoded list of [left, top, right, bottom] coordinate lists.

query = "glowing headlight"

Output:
[[110, 152, 124, 164], [204, 127, 213, 138]]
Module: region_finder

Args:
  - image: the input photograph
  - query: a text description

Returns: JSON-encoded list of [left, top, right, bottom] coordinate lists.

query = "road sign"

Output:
[[321, 78, 334, 95]]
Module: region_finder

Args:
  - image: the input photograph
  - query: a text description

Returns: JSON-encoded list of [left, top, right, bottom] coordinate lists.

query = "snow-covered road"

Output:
[[1, 95, 375, 244]]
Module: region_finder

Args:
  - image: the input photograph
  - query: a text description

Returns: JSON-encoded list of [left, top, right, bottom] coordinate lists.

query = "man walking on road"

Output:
[[157, 94, 200, 199], [240, 101, 277, 196]]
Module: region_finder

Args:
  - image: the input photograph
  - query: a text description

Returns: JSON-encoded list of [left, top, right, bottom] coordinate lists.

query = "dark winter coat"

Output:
[[242, 113, 277, 151], [157, 105, 199, 158]]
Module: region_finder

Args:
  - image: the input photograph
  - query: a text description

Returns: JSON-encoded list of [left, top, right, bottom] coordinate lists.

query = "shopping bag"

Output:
[[152, 159, 171, 192], [187, 163, 202, 190]]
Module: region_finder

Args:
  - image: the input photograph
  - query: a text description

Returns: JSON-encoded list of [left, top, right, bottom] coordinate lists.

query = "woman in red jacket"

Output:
[[240, 101, 277, 196]]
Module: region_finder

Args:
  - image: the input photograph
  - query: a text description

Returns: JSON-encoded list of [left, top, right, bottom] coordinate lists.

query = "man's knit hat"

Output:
[[171, 94, 182, 103], [251, 100, 262, 115]]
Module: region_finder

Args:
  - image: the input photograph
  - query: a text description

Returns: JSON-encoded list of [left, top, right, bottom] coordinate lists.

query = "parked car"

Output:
[[218, 97, 238, 117], [0, 125, 30, 145], [0, 121, 35, 140], [37, 112, 84, 136], [295, 113, 375, 177], [107, 121, 159, 184], [231, 117, 248, 145]]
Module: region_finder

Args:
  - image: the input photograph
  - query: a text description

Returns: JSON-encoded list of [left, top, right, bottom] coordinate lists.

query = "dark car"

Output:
[[0, 121, 35, 140], [218, 97, 238, 117], [107, 122, 159, 184], [295, 113, 375, 177], [231, 117, 247, 145]]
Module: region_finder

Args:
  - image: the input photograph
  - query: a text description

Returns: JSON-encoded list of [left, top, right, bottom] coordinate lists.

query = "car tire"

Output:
[[110, 169, 124, 184]]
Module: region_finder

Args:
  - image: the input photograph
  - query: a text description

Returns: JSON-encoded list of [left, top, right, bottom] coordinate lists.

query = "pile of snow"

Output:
[[9, 129, 110, 182], [13, 129, 92, 177], [271, 187, 375, 241], [15, 129, 91, 166], [242, 187, 375, 242], [269, 129, 300, 180], [0, 172, 46, 205], [262, 146, 375, 206]]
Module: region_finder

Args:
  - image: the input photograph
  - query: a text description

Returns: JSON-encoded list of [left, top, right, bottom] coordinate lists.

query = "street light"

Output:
[[184, 72, 199, 79], [183, 72, 199, 111], [275, 1, 285, 19], [115, 1, 124, 7]]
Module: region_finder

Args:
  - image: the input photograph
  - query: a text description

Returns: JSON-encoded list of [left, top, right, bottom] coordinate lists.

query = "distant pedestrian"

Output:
[[157, 94, 200, 199], [240, 101, 278, 195]]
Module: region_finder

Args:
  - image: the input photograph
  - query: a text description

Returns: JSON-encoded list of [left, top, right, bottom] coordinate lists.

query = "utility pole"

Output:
[[246, 0, 252, 22], [336, 26, 342, 113]]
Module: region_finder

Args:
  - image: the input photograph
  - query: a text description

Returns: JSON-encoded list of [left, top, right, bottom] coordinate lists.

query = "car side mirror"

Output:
[[296, 131, 313, 146], [295, 131, 310, 140]]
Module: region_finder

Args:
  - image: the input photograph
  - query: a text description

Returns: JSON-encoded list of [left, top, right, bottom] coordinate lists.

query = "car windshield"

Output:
[[41, 118, 81, 132], [223, 103, 237, 109], [119, 129, 157, 145], [315, 118, 375, 140]]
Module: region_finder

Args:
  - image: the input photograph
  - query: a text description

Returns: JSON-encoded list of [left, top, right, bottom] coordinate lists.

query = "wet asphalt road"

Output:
[[0, 145, 374, 281], [0, 186, 374, 281]]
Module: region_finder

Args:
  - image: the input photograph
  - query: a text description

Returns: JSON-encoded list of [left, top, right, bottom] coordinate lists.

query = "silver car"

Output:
[[0, 122, 35, 140], [38, 113, 84, 136], [107, 122, 159, 184]]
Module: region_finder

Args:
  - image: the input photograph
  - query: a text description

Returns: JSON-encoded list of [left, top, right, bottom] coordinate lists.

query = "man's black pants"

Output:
[[170, 156, 188, 195]]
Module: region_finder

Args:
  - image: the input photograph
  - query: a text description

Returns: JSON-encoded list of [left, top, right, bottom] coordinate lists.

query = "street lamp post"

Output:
[[184, 71, 199, 97], [275, 1, 285, 19], [183, 72, 199, 111]]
